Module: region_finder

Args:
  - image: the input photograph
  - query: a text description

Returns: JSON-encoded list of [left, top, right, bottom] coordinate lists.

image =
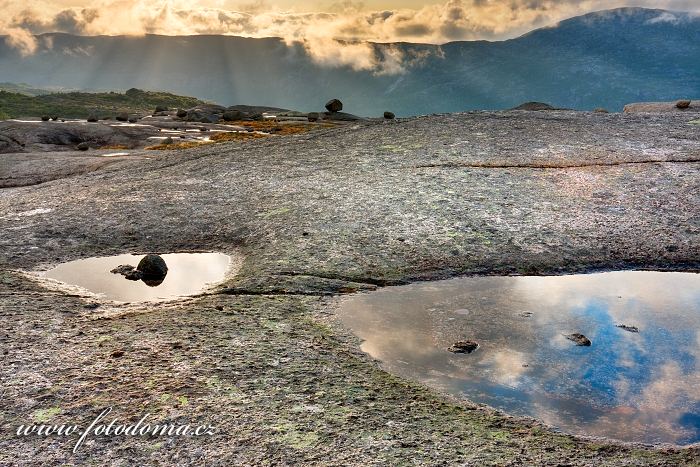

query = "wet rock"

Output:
[[448, 341, 479, 354], [565, 333, 591, 346], [325, 99, 343, 113], [116, 112, 129, 122], [512, 102, 555, 111], [137, 254, 168, 279], [384, 111, 396, 120], [76, 142, 90, 151], [616, 324, 639, 333], [307, 112, 320, 122], [111, 264, 142, 281], [676, 100, 691, 109], [41, 115, 50, 122]]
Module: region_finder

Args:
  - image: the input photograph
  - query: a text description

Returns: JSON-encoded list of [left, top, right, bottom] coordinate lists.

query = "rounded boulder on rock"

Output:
[[325, 99, 343, 113], [307, 112, 320, 122], [384, 111, 395, 120], [137, 254, 168, 278], [41, 115, 50, 122], [116, 112, 129, 122], [76, 142, 90, 151], [176, 109, 188, 118], [676, 100, 691, 109], [87, 114, 98, 123]]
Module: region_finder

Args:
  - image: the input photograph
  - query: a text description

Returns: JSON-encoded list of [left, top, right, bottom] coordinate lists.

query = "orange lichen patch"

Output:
[[99, 144, 131, 150], [210, 131, 267, 142], [222, 120, 321, 136], [146, 141, 213, 150]]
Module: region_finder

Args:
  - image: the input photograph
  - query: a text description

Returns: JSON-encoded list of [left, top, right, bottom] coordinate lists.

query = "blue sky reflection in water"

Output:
[[337, 271, 700, 444]]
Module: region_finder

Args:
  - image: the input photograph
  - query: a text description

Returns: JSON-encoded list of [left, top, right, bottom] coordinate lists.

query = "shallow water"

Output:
[[337, 271, 700, 445], [44, 253, 231, 302]]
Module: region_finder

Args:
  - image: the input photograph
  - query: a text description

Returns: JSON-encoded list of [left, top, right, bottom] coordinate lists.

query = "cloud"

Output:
[[1, 0, 699, 72]]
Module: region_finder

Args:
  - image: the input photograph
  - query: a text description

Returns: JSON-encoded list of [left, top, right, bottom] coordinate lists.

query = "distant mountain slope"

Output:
[[0, 7, 698, 116], [0, 88, 205, 119]]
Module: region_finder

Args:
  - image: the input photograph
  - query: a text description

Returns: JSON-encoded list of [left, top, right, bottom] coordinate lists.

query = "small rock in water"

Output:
[[76, 142, 90, 151], [448, 340, 479, 354], [616, 324, 639, 333], [383, 111, 395, 120], [110, 264, 142, 281], [676, 100, 691, 109], [565, 333, 592, 346], [325, 99, 343, 113], [137, 254, 169, 279]]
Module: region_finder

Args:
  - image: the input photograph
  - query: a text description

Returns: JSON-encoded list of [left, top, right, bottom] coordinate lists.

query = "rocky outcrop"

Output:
[[512, 102, 556, 111], [624, 100, 700, 113]]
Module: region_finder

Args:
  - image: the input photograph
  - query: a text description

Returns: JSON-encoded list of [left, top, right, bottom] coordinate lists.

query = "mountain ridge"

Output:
[[0, 7, 698, 116]]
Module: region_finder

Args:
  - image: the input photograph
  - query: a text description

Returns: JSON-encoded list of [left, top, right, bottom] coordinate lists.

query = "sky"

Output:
[[1, 1, 698, 71]]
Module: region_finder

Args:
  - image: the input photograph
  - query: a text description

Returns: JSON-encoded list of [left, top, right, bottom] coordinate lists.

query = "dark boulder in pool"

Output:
[[566, 333, 592, 346], [137, 254, 168, 278], [110, 264, 142, 281], [448, 341, 479, 354]]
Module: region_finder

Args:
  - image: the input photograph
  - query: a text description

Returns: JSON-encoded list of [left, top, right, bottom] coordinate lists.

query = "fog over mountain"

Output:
[[1, 7, 698, 116]]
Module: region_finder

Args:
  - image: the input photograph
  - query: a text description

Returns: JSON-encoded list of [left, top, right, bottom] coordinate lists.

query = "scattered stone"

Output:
[[448, 341, 479, 354], [76, 142, 90, 151], [325, 99, 343, 113], [384, 111, 396, 120], [110, 350, 125, 358], [215, 305, 224, 311], [307, 112, 320, 122], [565, 333, 591, 346], [676, 100, 691, 109], [41, 115, 50, 121], [116, 112, 129, 122], [594, 108, 609, 113], [616, 324, 639, 333], [87, 114, 98, 123], [137, 254, 169, 278], [176, 108, 188, 118], [51, 115, 59, 121]]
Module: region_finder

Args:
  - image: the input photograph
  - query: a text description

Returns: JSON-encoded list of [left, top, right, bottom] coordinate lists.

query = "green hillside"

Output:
[[0, 88, 206, 119]]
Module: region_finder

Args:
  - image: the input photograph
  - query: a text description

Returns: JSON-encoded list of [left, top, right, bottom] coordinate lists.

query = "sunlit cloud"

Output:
[[1, 0, 699, 72]]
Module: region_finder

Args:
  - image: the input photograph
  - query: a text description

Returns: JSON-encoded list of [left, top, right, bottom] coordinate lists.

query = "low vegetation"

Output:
[[0, 88, 205, 119]]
